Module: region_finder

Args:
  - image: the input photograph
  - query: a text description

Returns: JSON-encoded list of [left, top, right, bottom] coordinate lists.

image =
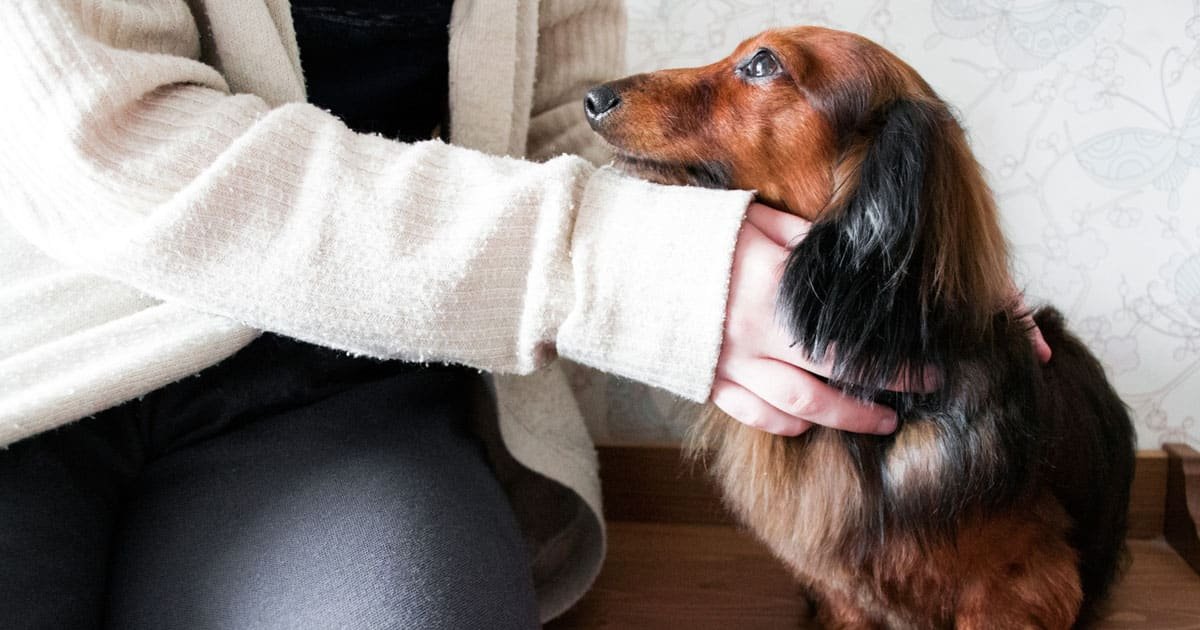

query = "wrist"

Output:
[[556, 167, 752, 400]]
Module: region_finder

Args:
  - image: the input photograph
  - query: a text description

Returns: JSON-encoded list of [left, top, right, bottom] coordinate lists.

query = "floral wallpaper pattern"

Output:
[[570, 0, 1200, 449]]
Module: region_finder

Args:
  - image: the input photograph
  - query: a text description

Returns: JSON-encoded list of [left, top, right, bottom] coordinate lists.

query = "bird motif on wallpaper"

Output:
[[1074, 90, 1200, 211], [928, 0, 1109, 71]]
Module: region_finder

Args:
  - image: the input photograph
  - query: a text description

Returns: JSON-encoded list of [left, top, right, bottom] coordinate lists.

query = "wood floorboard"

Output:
[[1099, 539, 1200, 629], [552, 446, 1200, 628], [547, 524, 1200, 629]]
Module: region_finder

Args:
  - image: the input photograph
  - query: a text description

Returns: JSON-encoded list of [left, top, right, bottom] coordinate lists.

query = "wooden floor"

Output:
[[546, 522, 808, 629], [547, 522, 1200, 629], [545, 445, 1200, 628]]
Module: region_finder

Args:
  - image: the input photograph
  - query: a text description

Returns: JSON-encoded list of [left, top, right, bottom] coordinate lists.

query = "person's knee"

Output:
[[367, 437, 541, 630], [107, 377, 541, 630]]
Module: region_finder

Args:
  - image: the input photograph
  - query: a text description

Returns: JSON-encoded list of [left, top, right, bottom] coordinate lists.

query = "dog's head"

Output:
[[587, 26, 1014, 396]]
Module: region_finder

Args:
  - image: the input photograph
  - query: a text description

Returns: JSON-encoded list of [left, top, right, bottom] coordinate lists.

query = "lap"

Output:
[[0, 338, 538, 630], [107, 369, 538, 630], [0, 410, 138, 629]]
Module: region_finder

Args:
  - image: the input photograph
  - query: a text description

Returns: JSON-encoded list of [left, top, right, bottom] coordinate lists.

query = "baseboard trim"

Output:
[[599, 445, 1179, 542]]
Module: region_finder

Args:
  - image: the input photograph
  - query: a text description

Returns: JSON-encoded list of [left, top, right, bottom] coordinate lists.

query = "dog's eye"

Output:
[[742, 49, 782, 79]]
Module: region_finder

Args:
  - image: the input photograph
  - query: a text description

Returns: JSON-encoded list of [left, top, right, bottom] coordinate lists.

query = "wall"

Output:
[[572, 0, 1200, 449]]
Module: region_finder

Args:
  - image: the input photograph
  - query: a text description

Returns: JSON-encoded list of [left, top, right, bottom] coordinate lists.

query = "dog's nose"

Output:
[[584, 85, 621, 123]]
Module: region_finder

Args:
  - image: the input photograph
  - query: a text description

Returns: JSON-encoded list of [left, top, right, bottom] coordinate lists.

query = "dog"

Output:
[[584, 26, 1135, 629]]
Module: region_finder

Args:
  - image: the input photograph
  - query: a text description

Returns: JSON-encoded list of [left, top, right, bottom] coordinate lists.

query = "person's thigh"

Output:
[[0, 412, 140, 630], [105, 368, 539, 630]]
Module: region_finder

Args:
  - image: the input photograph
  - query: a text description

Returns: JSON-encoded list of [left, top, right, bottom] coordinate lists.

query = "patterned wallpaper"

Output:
[[571, 0, 1200, 450]]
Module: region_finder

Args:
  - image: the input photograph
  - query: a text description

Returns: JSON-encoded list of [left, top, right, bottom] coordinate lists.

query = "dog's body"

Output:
[[585, 27, 1135, 629]]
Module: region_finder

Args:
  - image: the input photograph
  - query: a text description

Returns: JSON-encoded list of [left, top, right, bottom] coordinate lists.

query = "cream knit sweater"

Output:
[[0, 0, 753, 619]]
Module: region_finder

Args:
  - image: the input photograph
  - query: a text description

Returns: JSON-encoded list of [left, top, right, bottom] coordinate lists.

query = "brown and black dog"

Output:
[[585, 27, 1135, 629]]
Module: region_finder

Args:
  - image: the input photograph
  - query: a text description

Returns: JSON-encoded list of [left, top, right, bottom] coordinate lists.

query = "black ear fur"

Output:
[[779, 99, 953, 398], [779, 99, 1038, 555]]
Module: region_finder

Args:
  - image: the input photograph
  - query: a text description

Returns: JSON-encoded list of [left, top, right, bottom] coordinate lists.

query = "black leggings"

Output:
[[0, 335, 539, 629]]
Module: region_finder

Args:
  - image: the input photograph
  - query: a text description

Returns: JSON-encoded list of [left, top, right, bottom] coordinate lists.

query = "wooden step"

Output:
[[547, 444, 1200, 629], [547, 521, 808, 629], [548, 525, 1200, 629]]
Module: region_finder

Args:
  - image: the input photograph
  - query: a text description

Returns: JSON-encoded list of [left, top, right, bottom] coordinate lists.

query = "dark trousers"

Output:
[[0, 334, 540, 629]]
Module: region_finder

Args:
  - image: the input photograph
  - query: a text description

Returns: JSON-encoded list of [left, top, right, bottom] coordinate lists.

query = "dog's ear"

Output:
[[779, 98, 1009, 396]]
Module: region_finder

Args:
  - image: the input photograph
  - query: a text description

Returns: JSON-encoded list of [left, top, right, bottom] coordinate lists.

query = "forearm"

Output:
[[0, 0, 751, 398]]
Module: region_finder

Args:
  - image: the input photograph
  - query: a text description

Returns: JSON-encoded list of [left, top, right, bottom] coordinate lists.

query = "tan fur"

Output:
[[690, 405, 1082, 628], [687, 405, 861, 576]]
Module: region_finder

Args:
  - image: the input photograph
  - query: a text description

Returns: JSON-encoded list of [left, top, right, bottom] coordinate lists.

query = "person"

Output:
[[0, 1, 1048, 628]]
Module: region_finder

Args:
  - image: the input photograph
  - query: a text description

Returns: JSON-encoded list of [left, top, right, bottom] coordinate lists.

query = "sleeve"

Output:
[[0, 0, 752, 401]]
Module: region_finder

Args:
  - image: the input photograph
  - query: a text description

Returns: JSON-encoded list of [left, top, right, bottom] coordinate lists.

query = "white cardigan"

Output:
[[0, 0, 753, 619]]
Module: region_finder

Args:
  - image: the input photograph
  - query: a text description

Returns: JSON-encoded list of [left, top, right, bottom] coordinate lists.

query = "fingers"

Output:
[[1008, 280, 1053, 364], [720, 200, 926, 439], [715, 358, 899, 436], [730, 205, 940, 393], [752, 323, 940, 394], [750, 312, 836, 378], [745, 202, 811, 247], [711, 379, 812, 437], [1030, 326, 1052, 363]]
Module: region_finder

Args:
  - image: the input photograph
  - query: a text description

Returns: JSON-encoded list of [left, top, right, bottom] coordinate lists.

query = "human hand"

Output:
[[712, 203, 1054, 437], [711, 202, 902, 437], [1011, 281, 1052, 363]]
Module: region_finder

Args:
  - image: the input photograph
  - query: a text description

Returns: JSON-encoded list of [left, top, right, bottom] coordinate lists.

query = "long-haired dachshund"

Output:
[[585, 26, 1135, 629]]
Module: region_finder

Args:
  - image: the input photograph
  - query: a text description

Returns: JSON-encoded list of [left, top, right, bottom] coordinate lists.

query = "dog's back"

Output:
[[1034, 307, 1136, 619]]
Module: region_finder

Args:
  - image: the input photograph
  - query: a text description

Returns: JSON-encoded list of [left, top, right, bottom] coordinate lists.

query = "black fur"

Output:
[[613, 155, 733, 189], [779, 100, 955, 398], [1034, 308, 1136, 617], [777, 97, 1135, 612], [684, 160, 734, 189]]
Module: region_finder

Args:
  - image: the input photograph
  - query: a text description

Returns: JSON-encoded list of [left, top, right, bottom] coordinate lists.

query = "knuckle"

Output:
[[785, 389, 820, 417], [727, 401, 768, 430], [739, 409, 768, 430], [714, 386, 763, 430], [780, 421, 811, 437]]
